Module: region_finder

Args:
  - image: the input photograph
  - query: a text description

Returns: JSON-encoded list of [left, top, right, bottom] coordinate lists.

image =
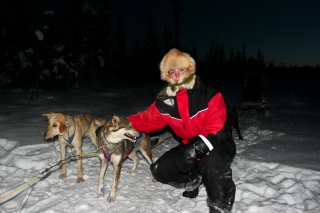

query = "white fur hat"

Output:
[[159, 48, 196, 82], [159, 48, 197, 96]]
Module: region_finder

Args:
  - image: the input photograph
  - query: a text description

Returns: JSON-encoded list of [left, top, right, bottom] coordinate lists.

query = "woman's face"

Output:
[[168, 67, 186, 83]]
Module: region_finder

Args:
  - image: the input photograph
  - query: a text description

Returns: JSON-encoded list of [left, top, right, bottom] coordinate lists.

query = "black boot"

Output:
[[182, 187, 199, 198], [207, 197, 233, 213], [182, 174, 202, 198]]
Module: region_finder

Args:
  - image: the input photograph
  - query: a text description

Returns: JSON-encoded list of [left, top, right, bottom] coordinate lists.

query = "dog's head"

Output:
[[42, 112, 70, 139], [98, 115, 140, 144]]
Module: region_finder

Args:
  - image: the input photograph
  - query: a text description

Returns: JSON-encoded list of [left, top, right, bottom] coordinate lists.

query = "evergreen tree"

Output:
[[126, 39, 143, 82], [95, 0, 115, 85], [115, 18, 127, 80], [142, 14, 161, 82], [241, 44, 246, 62], [161, 21, 174, 55], [257, 49, 265, 66], [171, 0, 181, 48], [190, 39, 198, 62]]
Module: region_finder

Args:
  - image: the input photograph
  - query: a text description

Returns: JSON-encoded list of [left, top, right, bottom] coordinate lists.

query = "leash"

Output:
[[0, 151, 98, 205], [0, 155, 71, 204], [76, 150, 101, 158]]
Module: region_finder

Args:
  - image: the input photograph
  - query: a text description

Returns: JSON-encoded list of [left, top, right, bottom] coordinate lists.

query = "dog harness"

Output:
[[101, 148, 112, 160], [100, 145, 133, 160], [63, 115, 93, 144]]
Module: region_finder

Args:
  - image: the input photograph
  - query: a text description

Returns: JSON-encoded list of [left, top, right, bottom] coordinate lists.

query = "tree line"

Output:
[[0, 0, 318, 94]]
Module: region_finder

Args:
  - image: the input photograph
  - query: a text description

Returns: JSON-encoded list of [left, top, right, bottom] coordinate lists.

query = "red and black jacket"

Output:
[[128, 78, 227, 147]]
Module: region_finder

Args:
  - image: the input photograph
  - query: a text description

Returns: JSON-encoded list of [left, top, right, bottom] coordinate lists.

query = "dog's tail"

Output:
[[151, 132, 173, 149]]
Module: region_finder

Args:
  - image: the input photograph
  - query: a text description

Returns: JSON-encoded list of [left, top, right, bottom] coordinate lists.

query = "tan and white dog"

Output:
[[96, 115, 154, 202], [42, 112, 106, 183]]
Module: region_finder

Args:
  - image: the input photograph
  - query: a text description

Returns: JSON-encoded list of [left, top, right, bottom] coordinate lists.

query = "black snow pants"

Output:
[[150, 138, 236, 211]]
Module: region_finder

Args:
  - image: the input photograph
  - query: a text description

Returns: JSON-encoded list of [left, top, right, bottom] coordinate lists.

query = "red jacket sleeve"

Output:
[[200, 92, 227, 137], [127, 101, 168, 133]]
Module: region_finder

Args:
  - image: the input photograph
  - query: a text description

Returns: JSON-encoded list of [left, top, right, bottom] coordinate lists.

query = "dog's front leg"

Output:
[[108, 155, 122, 203], [127, 150, 139, 174], [59, 141, 67, 179], [97, 155, 108, 197], [74, 145, 84, 183], [138, 144, 157, 183]]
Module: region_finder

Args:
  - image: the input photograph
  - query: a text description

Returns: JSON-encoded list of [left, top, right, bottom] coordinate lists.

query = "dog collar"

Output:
[[63, 115, 93, 144], [133, 132, 145, 147]]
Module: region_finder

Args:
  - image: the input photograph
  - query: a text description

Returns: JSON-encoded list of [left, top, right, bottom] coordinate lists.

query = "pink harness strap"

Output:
[[100, 146, 133, 160]]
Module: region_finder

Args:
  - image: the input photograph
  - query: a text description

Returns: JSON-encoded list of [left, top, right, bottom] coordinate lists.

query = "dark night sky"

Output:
[[2, 0, 319, 67], [109, 0, 320, 67]]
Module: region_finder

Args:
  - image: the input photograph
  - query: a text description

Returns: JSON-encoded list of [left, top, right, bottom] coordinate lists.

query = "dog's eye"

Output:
[[111, 127, 122, 132], [53, 124, 57, 127]]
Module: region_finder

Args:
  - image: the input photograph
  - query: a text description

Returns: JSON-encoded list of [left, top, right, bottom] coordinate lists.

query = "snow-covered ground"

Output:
[[0, 80, 320, 213]]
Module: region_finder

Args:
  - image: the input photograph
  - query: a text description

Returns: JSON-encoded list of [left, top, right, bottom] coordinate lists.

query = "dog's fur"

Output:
[[227, 105, 243, 140], [96, 115, 153, 202], [42, 112, 106, 182]]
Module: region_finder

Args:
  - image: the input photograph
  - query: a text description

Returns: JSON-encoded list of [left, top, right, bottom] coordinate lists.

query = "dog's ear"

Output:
[[108, 115, 120, 131], [106, 119, 113, 127], [64, 118, 71, 127], [42, 112, 55, 119], [112, 116, 120, 126], [59, 122, 67, 133]]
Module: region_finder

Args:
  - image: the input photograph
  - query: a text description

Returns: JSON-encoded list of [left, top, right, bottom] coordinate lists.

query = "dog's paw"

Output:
[[59, 174, 67, 179], [127, 169, 135, 174], [152, 177, 157, 183], [107, 195, 115, 203], [76, 177, 85, 183], [97, 188, 104, 197]]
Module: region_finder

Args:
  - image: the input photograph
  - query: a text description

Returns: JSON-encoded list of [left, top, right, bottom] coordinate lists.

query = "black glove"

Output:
[[175, 135, 214, 173]]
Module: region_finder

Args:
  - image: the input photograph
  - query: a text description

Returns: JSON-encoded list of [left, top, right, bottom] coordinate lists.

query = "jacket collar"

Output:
[[165, 74, 196, 97]]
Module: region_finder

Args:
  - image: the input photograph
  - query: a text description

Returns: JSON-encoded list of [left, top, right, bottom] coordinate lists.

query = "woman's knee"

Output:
[[150, 158, 179, 183], [150, 162, 159, 176], [216, 140, 236, 164]]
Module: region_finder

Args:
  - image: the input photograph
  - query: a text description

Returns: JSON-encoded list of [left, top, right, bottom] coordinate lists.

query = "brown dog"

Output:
[[96, 115, 154, 202], [42, 112, 106, 183]]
